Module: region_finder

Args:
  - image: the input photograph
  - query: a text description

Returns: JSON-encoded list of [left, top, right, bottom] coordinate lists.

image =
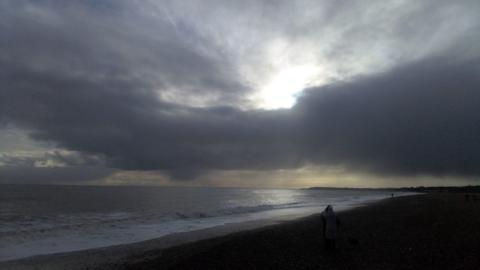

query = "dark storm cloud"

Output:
[[4, 55, 480, 179], [1, 0, 480, 182], [295, 57, 480, 176], [1, 55, 299, 179]]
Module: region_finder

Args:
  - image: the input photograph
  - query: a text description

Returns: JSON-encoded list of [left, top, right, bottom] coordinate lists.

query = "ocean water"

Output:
[[0, 185, 412, 261]]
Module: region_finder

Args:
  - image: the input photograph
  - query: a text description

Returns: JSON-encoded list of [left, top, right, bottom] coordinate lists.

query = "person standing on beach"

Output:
[[321, 205, 340, 251]]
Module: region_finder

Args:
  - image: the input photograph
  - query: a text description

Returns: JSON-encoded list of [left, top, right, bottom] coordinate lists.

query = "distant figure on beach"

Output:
[[391, 193, 394, 198], [321, 205, 340, 251]]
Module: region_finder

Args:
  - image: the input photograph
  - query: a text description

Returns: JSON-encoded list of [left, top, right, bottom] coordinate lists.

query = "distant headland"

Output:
[[306, 185, 480, 193]]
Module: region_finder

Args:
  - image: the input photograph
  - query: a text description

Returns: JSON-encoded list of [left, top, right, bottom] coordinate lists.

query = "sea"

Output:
[[0, 185, 414, 261]]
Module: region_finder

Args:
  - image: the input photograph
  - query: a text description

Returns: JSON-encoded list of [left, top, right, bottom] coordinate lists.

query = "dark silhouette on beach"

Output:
[[321, 205, 340, 251]]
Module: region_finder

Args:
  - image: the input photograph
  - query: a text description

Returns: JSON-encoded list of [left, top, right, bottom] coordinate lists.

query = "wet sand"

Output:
[[2, 193, 480, 269]]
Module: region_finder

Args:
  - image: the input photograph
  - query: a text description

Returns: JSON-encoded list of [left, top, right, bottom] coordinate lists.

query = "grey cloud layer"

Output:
[[0, 0, 248, 108], [160, 0, 479, 81], [1, 0, 480, 181]]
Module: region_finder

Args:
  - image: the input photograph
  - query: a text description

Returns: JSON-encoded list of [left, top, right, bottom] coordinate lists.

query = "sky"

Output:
[[1, 0, 480, 188]]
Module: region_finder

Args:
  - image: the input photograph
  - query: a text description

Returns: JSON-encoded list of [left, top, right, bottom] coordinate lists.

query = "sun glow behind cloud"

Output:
[[256, 65, 321, 109]]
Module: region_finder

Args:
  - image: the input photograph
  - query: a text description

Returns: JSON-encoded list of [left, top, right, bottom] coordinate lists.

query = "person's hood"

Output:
[[324, 205, 335, 216]]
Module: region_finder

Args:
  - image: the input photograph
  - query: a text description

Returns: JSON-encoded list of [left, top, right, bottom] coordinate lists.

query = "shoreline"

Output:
[[0, 217, 285, 270], [1, 194, 425, 270], [0, 192, 408, 266], [123, 192, 479, 270]]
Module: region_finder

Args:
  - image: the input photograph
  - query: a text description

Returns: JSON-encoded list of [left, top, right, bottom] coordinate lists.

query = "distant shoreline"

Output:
[[3, 183, 480, 193], [306, 185, 480, 193]]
